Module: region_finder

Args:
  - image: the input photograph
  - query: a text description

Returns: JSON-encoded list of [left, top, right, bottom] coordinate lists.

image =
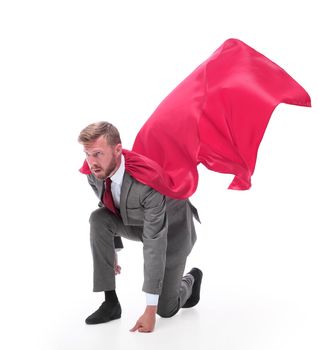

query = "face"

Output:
[[83, 136, 122, 180]]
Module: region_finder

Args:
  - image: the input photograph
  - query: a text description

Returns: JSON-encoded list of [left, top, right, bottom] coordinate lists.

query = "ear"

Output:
[[115, 143, 122, 154]]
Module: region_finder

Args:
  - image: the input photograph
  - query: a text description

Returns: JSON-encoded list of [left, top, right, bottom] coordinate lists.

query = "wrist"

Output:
[[145, 305, 157, 315]]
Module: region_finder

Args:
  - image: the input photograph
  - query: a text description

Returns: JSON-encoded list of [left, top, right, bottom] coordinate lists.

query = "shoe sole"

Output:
[[182, 269, 203, 308], [85, 313, 121, 325]]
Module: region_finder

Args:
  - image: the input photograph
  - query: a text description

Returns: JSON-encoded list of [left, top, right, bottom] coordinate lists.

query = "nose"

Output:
[[86, 155, 97, 167]]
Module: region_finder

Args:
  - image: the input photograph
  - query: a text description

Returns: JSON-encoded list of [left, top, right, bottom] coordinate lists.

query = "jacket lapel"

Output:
[[120, 172, 133, 224]]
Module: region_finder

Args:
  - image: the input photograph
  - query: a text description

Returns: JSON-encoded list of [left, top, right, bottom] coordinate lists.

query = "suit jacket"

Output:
[[87, 171, 199, 294]]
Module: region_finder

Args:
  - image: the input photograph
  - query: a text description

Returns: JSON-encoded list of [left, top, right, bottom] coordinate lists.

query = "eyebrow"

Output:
[[84, 149, 103, 155]]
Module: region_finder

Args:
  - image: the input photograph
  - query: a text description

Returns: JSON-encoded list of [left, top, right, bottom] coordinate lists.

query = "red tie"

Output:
[[103, 178, 120, 216]]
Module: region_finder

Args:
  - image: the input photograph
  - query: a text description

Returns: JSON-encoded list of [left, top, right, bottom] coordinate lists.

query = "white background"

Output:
[[0, 1, 317, 349]]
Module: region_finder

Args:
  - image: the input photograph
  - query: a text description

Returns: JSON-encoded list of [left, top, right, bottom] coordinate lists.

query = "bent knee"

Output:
[[89, 208, 106, 224], [157, 302, 179, 318], [157, 308, 173, 318]]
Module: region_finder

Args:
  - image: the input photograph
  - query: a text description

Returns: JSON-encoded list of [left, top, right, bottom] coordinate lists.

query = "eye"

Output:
[[94, 151, 103, 158]]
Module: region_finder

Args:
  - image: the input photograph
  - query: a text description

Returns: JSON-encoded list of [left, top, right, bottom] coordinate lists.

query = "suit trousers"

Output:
[[89, 207, 194, 318]]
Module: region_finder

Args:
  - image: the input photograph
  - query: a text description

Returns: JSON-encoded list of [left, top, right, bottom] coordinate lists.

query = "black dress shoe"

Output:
[[182, 268, 203, 308], [85, 301, 121, 325]]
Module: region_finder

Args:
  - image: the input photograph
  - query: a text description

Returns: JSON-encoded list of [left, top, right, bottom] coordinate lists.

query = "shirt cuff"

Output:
[[145, 293, 159, 306]]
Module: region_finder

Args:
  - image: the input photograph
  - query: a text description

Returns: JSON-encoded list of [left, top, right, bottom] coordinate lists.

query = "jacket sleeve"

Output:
[[140, 187, 168, 295]]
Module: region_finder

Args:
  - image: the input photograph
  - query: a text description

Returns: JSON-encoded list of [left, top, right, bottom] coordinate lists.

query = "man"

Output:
[[78, 121, 203, 333]]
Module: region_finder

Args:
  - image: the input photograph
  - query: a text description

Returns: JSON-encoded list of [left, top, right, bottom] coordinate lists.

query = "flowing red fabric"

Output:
[[80, 38, 311, 199]]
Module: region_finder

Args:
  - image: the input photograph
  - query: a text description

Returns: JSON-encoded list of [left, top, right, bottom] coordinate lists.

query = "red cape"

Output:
[[81, 38, 311, 199]]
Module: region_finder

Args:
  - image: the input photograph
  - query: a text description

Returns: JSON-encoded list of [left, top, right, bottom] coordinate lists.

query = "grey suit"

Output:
[[87, 171, 199, 317]]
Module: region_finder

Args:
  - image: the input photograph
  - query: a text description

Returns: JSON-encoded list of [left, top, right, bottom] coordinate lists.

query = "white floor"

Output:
[[26, 290, 318, 350]]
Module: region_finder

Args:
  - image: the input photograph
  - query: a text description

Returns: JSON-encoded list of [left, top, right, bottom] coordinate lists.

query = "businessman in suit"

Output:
[[78, 121, 203, 332]]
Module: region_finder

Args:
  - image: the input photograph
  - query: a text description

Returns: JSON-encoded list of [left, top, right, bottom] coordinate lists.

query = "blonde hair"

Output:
[[78, 121, 121, 146]]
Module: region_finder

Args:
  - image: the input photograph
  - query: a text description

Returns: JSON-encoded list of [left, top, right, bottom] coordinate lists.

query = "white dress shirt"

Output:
[[110, 155, 159, 306]]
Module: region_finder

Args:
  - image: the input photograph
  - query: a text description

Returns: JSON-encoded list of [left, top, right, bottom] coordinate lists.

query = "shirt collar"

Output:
[[110, 155, 125, 186]]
